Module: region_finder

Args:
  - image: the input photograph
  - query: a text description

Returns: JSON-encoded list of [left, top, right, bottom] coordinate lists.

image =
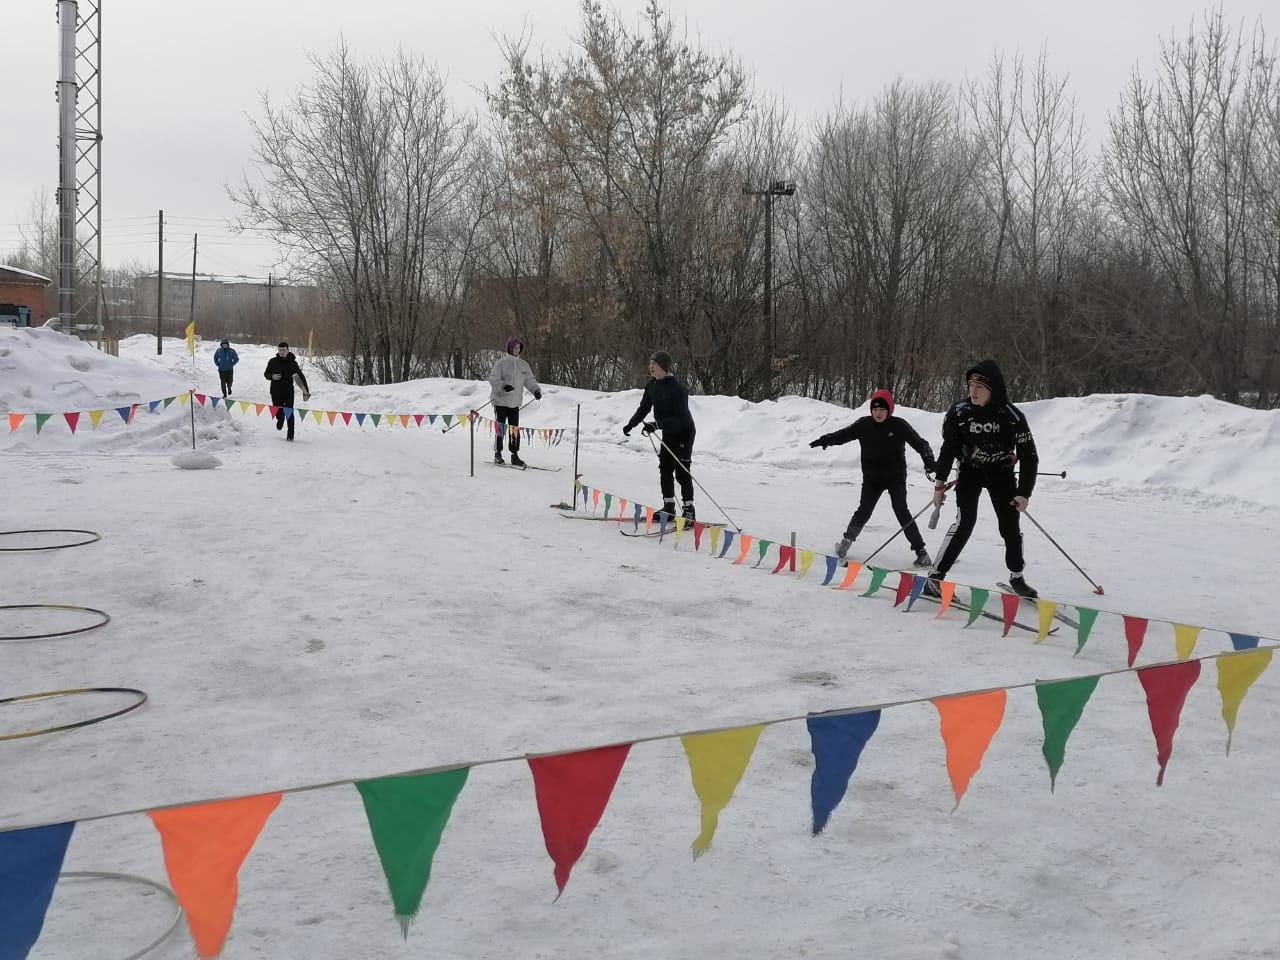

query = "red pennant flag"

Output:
[[772, 545, 796, 574], [528, 746, 630, 896], [1137, 660, 1202, 785], [269, 405, 280, 418], [341, 411, 352, 425], [63, 412, 80, 434], [893, 571, 914, 606], [1000, 593, 1021, 636], [414, 414, 424, 427], [1123, 616, 1149, 667], [149, 793, 282, 957], [692, 521, 705, 551], [195, 393, 207, 406]]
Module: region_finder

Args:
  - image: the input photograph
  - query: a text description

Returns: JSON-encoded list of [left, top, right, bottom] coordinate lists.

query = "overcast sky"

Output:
[[1, 0, 1268, 279]]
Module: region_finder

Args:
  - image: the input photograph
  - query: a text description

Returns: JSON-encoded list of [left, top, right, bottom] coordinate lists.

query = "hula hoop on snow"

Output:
[[54, 871, 183, 960], [0, 603, 111, 642], [0, 687, 147, 742], [0, 529, 102, 552]]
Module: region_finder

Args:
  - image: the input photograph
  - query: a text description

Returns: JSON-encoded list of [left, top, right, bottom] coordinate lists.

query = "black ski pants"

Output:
[[494, 404, 520, 454], [658, 428, 695, 504], [935, 467, 1024, 575], [218, 369, 234, 396], [845, 474, 925, 551], [271, 389, 296, 440]]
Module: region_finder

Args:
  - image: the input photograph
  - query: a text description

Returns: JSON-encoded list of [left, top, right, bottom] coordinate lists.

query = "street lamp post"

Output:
[[743, 179, 796, 399]]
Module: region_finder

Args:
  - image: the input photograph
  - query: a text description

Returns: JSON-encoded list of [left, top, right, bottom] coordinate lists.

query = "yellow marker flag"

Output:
[[799, 550, 815, 579], [673, 516, 687, 547], [185, 321, 196, 356], [1035, 600, 1057, 644], [1216, 649, 1273, 754], [312, 409, 323, 424], [681, 725, 766, 859], [88, 410, 105, 429], [1173, 624, 1202, 661], [708, 524, 722, 556], [238, 401, 250, 414], [178, 393, 191, 406]]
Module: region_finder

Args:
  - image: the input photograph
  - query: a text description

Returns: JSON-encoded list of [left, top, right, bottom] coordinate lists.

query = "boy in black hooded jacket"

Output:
[[924, 359, 1040, 598], [622, 350, 696, 521]]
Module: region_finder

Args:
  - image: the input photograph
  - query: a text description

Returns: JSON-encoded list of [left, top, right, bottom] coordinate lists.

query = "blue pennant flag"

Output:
[[807, 710, 882, 835], [428, 414, 437, 425], [282, 407, 294, 420], [355, 412, 366, 426], [632, 502, 643, 530], [716, 529, 736, 559], [657, 512, 669, 542], [115, 406, 132, 424], [1229, 632, 1260, 651], [580, 485, 589, 506], [0, 822, 75, 960], [821, 556, 839, 586], [148, 399, 161, 413], [905, 574, 927, 611]]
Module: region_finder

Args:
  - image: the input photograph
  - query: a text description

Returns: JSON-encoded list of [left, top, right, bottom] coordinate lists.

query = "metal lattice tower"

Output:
[[56, 0, 103, 340]]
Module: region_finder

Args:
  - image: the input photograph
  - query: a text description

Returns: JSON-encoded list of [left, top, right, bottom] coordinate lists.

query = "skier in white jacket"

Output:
[[488, 336, 542, 466]]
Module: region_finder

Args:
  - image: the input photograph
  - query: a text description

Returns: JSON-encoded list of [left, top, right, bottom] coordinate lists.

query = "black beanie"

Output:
[[650, 350, 673, 373]]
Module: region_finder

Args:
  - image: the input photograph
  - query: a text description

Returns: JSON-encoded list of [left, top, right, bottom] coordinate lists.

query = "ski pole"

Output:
[[1023, 510, 1105, 595], [646, 431, 743, 532], [1037, 470, 1067, 478], [861, 497, 943, 566], [443, 399, 492, 434]]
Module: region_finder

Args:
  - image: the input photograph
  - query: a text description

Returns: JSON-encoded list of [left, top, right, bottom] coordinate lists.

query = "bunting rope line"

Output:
[[570, 480, 1278, 658], [55, 871, 183, 960], [0, 529, 102, 552], [0, 642, 1272, 835], [0, 687, 148, 742], [0, 604, 112, 642]]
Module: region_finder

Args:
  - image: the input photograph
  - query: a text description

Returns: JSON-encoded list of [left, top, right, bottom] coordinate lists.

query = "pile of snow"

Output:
[[4, 328, 1280, 509], [170, 449, 221, 469]]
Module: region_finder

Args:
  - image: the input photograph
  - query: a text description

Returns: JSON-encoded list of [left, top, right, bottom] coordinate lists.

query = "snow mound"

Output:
[[171, 450, 222, 469]]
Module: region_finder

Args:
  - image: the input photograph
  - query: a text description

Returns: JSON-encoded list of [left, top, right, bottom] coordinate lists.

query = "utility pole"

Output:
[[743, 180, 796, 399], [156, 209, 164, 354], [189, 233, 198, 332]]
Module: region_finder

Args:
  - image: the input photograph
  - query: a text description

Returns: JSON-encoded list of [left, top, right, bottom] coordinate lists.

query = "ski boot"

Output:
[[913, 547, 932, 568], [510, 453, 527, 468], [1008, 573, 1038, 599], [921, 571, 945, 599], [659, 499, 677, 521], [681, 501, 696, 523], [494, 452, 504, 465], [834, 537, 853, 560]]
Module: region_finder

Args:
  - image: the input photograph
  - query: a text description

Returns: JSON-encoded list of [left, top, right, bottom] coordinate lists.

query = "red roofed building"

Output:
[[0, 265, 53, 327]]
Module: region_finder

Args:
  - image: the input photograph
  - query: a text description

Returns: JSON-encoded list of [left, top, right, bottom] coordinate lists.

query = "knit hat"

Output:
[[868, 389, 894, 414], [967, 371, 993, 390], [220, 339, 229, 346], [505, 337, 524, 355], [649, 350, 673, 373]]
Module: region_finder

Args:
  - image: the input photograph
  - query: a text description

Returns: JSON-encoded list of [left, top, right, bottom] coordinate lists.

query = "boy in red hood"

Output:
[[810, 389, 937, 567]]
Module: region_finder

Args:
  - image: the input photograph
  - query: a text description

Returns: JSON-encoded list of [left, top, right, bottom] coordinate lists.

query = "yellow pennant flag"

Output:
[[681, 725, 766, 858], [1035, 600, 1057, 644], [238, 401, 250, 414], [88, 409, 105, 429], [673, 516, 687, 547], [708, 524, 722, 556], [1173, 624, 1202, 661], [185, 321, 196, 356], [178, 393, 191, 406], [312, 409, 323, 424], [1216, 649, 1273, 754], [798, 549, 815, 579]]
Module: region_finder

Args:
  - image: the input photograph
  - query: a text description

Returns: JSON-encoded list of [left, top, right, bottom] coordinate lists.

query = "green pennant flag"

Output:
[[755, 539, 772, 565], [1074, 608, 1101, 656], [603, 493, 613, 516], [370, 413, 381, 427], [964, 587, 990, 627], [356, 767, 469, 936], [1036, 676, 1100, 792], [859, 567, 889, 597], [163, 395, 176, 408], [35, 413, 53, 434], [442, 414, 453, 427]]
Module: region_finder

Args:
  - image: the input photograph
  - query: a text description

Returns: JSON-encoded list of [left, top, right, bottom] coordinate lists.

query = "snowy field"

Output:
[[2, 326, 1279, 960]]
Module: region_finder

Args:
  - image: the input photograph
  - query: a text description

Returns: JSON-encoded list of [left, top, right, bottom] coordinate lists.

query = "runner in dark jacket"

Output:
[[925, 358, 1040, 598], [623, 350, 697, 522], [810, 389, 937, 566], [264, 341, 310, 442]]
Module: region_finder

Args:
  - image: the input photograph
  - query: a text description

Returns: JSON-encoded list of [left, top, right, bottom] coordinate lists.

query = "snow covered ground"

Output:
[[2, 327, 1278, 960]]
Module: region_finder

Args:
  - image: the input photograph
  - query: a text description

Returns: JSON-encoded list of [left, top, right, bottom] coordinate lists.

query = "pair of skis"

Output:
[[490, 460, 561, 473]]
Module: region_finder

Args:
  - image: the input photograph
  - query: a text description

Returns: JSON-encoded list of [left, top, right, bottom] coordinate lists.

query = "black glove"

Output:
[[925, 463, 937, 481], [533, 390, 542, 400], [502, 384, 513, 392], [622, 426, 632, 437], [809, 437, 829, 449], [641, 421, 657, 435]]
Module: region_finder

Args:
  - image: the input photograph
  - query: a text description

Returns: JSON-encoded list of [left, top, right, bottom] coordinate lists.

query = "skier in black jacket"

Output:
[[264, 341, 310, 442], [810, 389, 937, 566], [622, 351, 697, 522], [924, 359, 1040, 598]]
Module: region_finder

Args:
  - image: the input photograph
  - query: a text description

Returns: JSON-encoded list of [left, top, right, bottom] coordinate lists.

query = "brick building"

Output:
[[0, 265, 53, 327]]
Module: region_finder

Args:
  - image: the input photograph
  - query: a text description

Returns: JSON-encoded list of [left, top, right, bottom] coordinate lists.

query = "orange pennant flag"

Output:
[[9, 412, 25, 432], [326, 410, 338, 425], [931, 689, 1007, 810], [149, 793, 283, 958], [618, 498, 628, 520], [933, 580, 956, 618], [834, 562, 862, 591], [732, 533, 753, 565]]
